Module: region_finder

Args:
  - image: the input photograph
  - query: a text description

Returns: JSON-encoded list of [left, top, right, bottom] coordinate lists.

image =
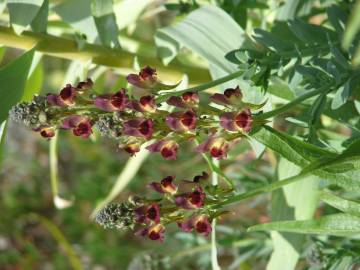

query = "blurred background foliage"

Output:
[[0, 0, 360, 269]]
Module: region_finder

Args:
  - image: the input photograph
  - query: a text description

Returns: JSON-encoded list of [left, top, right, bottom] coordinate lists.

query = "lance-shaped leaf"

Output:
[[320, 191, 360, 217], [0, 49, 34, 123], [248, 214, 360, 236]]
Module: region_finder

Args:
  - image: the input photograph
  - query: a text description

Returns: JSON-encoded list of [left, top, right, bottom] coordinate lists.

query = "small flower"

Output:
[[95, 89, 128, 112], [195, 137, 229, 159], [39, 126, 55, 138], [128, 95, 157, 113], [166, 110, 197, 132], [166, 92, 199, 108], [146, 140, 179, 160], [175, 187, 206, 209], [178, 215, 212, 236], [182, 92, 199, 105], [61, 115, 93, 139], [136, 223, 165, 241], [76, 78, 93, 91], [135, 203, 161, 224], [47, 84, 77, 107], [127, 66, 157, 89], [123, 118, 153, 139], [122, 141, 141, 156], [193, 171, 209, 183], [210, 86, 242, 106], [220, 109, 252, 133], [148, 176, 178, 195]]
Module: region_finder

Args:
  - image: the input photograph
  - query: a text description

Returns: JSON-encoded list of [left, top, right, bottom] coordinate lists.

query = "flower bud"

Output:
[[95, 203, 136, 230]]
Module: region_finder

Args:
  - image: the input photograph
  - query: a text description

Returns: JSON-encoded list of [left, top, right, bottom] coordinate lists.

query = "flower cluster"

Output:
[[10, 66, 262, 160], [95, 172, 229, 241]]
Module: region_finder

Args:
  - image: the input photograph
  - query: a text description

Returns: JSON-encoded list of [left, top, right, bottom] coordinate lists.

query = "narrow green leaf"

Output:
[[0, 49, 34, 123], [113, 0, 151, 30], [7, 0, 44, 34], [353, 43, 360, 66], [342, 0, 360, 49], [91, 0, 120, 48], [30, 0, 48, 33], [320, 191, 360, 217], [267, 159, 319, 270], [331, 78, 352, 110], [248, 214, 360, 236], [327, 5, 348, 34]]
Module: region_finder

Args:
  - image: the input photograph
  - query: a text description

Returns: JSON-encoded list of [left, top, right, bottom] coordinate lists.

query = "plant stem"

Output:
[[0, 26, 210, 84], [156, 69, 244, 102], [218, 171, 310, 206], [254, 86, 328, 120]]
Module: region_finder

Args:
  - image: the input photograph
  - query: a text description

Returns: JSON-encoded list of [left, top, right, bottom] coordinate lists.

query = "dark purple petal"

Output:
[[165, 111, 196, 132], [194, 215, 212, 236], [76, 78, 93, 90], [177, 219, 193, 232], [220, 112, 238, 131], [61, 115, 83, 129], [59, 84, 76, 106], [46, 94, 59, 106], [123, 119, 153, 139], [195, 137, 228, 159], [147, 182, 164, 194], [166, 96, 186, 108], [210, 93, 230, 105], [94, 96, 114, 112], [182, 92, 199, 105], [235, 109, 252, 132]]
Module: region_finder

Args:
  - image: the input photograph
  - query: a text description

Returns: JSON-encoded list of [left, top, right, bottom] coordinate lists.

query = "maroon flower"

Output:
[[76, 78, 93, 91], [61, 115, 93, 139], [175, 187, 206, 209], [182, 92, 199, 105], [166, 110, 197, 132], [210, 86, 242, 106], [146, 140, 178, 160], [178, 215, 212, 236], [193, 171, 209, 183], [122, 142, 141, 156], [166, 92, 199, 108], [135, 203, 161, 224], [128, 95, 157, 113], [95, 89, 128, 112], [195, 137, 229, 159], [33, 126, 55, 138], [136, 223, 165, 241], [126, 66, 157, 89], [148, 176, 178, 195], [220, 109, 252, 133], [123, 118, 153, 139], [47, 84, 77, 107]]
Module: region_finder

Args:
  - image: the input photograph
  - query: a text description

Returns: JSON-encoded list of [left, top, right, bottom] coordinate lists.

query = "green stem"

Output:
[[156, 69, 244, 102], [0, 26, 210, 84], [254, 85, 328, 120], [218, 171, 310, 206], [49, 131, 59, 196]]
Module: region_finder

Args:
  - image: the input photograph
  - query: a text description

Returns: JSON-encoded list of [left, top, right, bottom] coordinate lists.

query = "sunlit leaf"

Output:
[[7, 0, 44, 34], [91, 0, 120, 48], [0, 49, 34, 123], [320, 191, 360, 217], [248, 214, 360, 236]]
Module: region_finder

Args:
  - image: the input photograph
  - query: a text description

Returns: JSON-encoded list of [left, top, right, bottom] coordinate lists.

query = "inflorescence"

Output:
[[95, 172, 232, 241], [10, 66, 264, 160]]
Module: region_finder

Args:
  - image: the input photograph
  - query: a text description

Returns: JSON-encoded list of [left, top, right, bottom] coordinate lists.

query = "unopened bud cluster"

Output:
[[95, 172, 231, 241], [10, 66, 264, 160]]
